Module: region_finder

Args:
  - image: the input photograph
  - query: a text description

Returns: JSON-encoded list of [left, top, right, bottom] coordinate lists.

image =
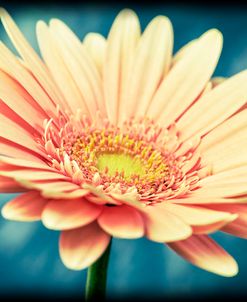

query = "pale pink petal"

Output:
[[168, 235, 238, 277], [0, 137, 46, 163], [147, 29, 222, 127], [1, 191, 47, 221], [141, 205, 192, 242], [0, 42, 56, 116], [42, 198, 102, 230], [0, 70, 46, 128], [16, 180, 80, 194], [123, 15, 173, 121], [163, 203, 233, 226], [178, 70, 247, 141], [0, 114, 45, 156], [41, 189, 89, 200], [59, 222, 110, 270], [83, 33, 106, 75], [98, 205, 144, 238], [170, 197, 247, 205], [192, 214, 237, 234], [0, 169, 69, 182], [206, 204, 247, 239], [36, 21, 88, 115], [172, 38, 197, 65], [0, 175, 26, 193], [201, 109, 247, 173], [104, 9, 140, 124], [0, 156, 55, 171], [49, 19, 105, 117], [192, 166, 247, 198], [0, 8, 68, 113]]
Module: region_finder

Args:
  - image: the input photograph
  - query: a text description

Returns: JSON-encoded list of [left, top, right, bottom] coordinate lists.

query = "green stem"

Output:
[[85, 239, 112, 301]]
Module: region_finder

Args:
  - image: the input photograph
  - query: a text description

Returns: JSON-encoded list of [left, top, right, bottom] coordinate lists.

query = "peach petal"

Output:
[[98, 205, 144, 239], [163, 203, 233, 226], [0, 8, 67, 112], [0, 138, 45, 163], [0, 41, 56, 116], [0, 175, 26, 193], [206, 204, 247, 239], [0, 169, 69, 182], [192, 214, 237, 234], [104, 9, 140, 124], [1, 191, 47, 221], [124, 15, 173, 119], [42, 198, 102, 230], [0, 70, 46, 128], [141, 205, 192, 242], [168, 235, 238, 277], [170, 197, 247, 205], [148, 29, 222, 127], [41, 189, 89, 200], [49, 19, 105, 118], [83, 33, 106, 75], [172, 38, 197, 65], [201, 109, 247, 173], [16, 179, 80, 194], [0, 156, 55, 171], [59, 222, 110, 270], [0, 114, 45, 156], [36, 21, 88, 115], [178, 70, 247, 141]]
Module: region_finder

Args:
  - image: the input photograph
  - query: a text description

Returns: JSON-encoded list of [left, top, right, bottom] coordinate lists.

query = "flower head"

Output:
[[0, 8, 247, 277]]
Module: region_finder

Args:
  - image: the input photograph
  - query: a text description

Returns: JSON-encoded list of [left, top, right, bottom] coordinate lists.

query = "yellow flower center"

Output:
[[68, 128, 168, 185], [97, 152, 145, 180]]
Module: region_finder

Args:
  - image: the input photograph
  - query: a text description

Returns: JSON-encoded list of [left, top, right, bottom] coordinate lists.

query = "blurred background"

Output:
[[0, 0, 247, 300]]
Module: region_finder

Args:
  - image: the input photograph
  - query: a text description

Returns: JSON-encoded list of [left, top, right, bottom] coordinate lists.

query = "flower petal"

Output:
[[164, 203, 233, 226], [0, 114, 45, 156], [98, 205, 144, 238], [147, 29, 222, 127], [42, 198, 102, 230], [141, 205, 192, 242], [123, 15, 173, 120], [59, 222, 110, 270], [0, 169, 70, 182], [104, 9, 140, 124], [0, 8, 67, 113], [206, 204, 247, 239], [83, 33, 106, 75], [0, 41, 56, 117], [0, 70, 46, 129], [36, 21, 89, 115], [1, 191, 47, 221], [49, 19, 105, 117], [201, 109, 247, 173], [167, 235, 238, 277], [178, 70, 247, 141], [0, 175, 26, 193], [192, 214, 237, 235], [192, 166, 247, 198]]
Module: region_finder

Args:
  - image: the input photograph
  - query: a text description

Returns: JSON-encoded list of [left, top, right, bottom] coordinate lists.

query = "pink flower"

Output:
[[0, 8, 247, 277]]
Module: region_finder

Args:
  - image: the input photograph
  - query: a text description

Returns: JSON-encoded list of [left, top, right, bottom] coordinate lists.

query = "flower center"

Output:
[[97, 153, 145, 180], [45, 114, 202, 202], [69, 130, 168, 184]]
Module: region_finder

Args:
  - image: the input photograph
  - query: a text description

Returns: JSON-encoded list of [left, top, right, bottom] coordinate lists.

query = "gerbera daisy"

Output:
[[0, 8, 247, 278]]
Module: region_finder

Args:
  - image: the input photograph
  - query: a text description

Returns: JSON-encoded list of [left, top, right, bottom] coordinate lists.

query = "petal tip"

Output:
[[216, 258, 239, 277]]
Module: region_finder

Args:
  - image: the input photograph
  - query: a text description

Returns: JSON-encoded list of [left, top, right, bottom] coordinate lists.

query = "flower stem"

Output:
[[85, 239, 112, 301]]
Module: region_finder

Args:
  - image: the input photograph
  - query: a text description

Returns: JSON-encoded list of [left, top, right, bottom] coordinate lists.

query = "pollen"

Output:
[[69, 129, 168, 186]]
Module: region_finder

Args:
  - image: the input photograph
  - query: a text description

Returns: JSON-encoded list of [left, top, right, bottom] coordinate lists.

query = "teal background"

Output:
[[0, 3, 247, 299]]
